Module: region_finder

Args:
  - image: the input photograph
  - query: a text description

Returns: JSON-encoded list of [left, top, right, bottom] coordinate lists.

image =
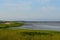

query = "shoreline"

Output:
[[0, 22, 24, 28]]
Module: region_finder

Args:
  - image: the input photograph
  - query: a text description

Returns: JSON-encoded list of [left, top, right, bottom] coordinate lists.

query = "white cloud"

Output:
[[38, 6, 60, 19], [34, 0, 50, 3], [40, 6, 55, 13], [2, 0, 32, 13]]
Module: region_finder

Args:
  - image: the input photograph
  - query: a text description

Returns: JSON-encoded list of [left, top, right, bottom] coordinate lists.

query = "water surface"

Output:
[[10, 22, 60, 31]]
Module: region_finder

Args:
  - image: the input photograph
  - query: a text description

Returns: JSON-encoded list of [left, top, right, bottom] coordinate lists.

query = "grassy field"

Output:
[[0, 22, 24, 28], [0, 29, 60, 40]]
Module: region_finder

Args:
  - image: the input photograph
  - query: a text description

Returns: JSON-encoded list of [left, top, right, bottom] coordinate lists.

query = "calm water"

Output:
[[10, 22, 60, 31]]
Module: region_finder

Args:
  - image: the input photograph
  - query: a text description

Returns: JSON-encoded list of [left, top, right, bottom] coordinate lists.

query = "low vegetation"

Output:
[[0, 22, 24, 28], [0, 21, 60, 40], [0, 29, 60, 40]]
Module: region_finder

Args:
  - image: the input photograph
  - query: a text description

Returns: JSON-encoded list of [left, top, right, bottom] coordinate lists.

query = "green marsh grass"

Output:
[[0, 29, 60, 40], [0, 22, 24, 28]]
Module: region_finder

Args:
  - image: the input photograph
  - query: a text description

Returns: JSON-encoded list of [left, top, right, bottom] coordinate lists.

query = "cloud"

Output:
[[2, 0, 32, 13], [34, 0, 50, 4], [32, 5, 60, 20], [40, 6, 55, 13], [40, 0, 50, 2]]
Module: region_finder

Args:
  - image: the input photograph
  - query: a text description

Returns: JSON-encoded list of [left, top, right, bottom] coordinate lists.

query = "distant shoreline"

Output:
[[0, 21, 24, 28]]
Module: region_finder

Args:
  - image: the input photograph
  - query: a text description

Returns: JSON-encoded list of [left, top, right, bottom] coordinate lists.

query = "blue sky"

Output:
[[0, 0, 60, 21]]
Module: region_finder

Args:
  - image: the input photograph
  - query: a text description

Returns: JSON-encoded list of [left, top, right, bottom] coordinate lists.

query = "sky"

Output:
[[0, 0, 60, 21]]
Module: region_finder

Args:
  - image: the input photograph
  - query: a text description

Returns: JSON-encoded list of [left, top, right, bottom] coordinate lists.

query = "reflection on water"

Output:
[[10, 23, 60, 31]]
